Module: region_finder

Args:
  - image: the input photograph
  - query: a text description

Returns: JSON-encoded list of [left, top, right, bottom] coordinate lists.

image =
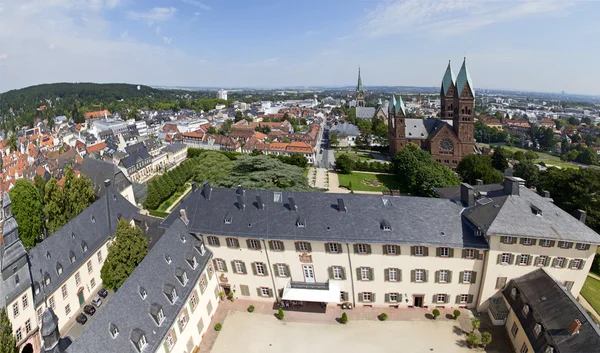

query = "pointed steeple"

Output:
[[456, 57, 475, 98], [441, 60, 455, 96], [356, 67, 363, 92], [388, 94, 396, 113], [395, 95, 406, 116]]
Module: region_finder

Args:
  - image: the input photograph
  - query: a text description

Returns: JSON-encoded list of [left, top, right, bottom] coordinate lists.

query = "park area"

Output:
[[581, 276, 600, 315], [477, 143, 578, 169], [337, 172, 402, 192]]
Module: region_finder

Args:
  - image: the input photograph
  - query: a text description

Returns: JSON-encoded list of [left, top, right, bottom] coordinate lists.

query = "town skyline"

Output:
[[1, 0, 600, 95]]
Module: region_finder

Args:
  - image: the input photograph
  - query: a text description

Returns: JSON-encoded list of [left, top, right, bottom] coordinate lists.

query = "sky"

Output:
[[0, 0, 599, 95]]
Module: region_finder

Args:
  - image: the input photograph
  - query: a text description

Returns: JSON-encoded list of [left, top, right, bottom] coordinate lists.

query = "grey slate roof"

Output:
[[329, 123, 359, 137], [28, 187, 139, 306], [67, 218, 213, 353], [405, 118, 453, 140], [503, 269, 600, 353], [121, 142, 151, 169], [161, 186, 489, 249], [355, 107, 376, 119], [80, 157, 133, 197], [165, 143, 186, 153], [133, 213, 167, 250]]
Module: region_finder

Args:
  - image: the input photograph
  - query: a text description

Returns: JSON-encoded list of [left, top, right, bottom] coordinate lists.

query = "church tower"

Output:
[[387, 94, 408, 155], [356, 67, 365, 108], [452, 58, 476, 156], [440, 61, 455, 120], [40, 307, 67, 353]]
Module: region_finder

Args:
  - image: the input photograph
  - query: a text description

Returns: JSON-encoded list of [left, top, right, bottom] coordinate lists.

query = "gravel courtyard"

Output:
[[210, 312, 474, 353]]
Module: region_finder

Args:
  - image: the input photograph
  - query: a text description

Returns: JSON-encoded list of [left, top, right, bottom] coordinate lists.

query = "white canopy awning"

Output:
[[281, 282, 340, 303]]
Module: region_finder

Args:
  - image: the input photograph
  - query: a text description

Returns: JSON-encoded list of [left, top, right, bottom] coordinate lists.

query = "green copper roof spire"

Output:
[[442, 60, 455, 96], [388, 94, 396, 113], [456, 57, 475, 98], [395, 94, 406, 116], [356, 67, 363, 92]]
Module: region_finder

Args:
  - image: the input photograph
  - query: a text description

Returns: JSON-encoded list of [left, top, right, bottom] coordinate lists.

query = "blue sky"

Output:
[[0, 0, 599, 95]]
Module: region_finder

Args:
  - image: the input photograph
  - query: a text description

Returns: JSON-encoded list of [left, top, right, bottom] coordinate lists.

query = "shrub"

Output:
[[277, 308, 284, 320], [214, 323, 222, 331], [247, 305, 255, 313], [227, 291, 234, 299], [432, 309, 440, 319], [481, 332, 492, 347], [218, 291, 225, 300], [378, 313, 388, 321], [340, 312, 348, 324], [466, 333, 479, 348], [471, 318, 481, 333], [453, 309, 461, 320]]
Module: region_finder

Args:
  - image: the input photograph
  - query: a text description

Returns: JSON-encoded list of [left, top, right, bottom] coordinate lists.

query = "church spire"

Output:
[[441, 60, 455, 96], [356, 67, 363, 92], [388, 94, 396, 113], [456, 57, 474, 98]]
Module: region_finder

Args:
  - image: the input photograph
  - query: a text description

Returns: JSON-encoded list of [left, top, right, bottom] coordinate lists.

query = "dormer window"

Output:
[[224, 216, 232, 224], [511, 288, 518, 299], [165, 254, 172, 264], [71, 232, 75, 240], [544, 346, 554, 353], [137, 334, 147, 352], [381, 219, 391, 231], [139, 287, 147, 300], [15, 275, 19, 285], [56, 263, 63, 276], [44, 272, 51, 286], [164, 284, 178, 304], [176, 268, 188, 286], [522, 305, 529, 317], [186, 253, 198, 269], [46, 251, 51, 259], [180, 234, 186, 243], [34, 282, 40, 295], [81, 241, 88, 252], [531, 205, 542, 216], [69, 251, 76, 264], [199, 243, 206, 255], [534, 323, 542, 337], [109, 323, 119, 339], [193, 240, 206, 255], [296, 218, 306, 228], [150, 304, 165, 325], [91, 216, 95, 223]]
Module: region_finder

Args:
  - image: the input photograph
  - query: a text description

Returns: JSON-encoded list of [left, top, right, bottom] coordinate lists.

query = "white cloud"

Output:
[[155, 26, 161, 35], [363, 0, 574, 38], [180, 0, 210, 11], [0, 54, 7, 60], [127, 7, 177, 22], [162, 36, 172, 45]]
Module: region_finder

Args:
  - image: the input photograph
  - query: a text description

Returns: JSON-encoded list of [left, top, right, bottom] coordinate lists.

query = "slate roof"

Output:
[[28, 187, 139, 306], [80, 157, 132, 197], [356, 67, 363, 92], [355, 107, 376, 119], [67, 218, 213, 353], [121, 142, 151, 169], [456, 58, 475, 98], [503, 269, 600, 353], [329, 123, 359, 137], [405, 118, 453, 140], [165, 143, 186, 153], [442, 61, 455, 96], [132, 213, 167, 250], [162, 186, 488, 249]]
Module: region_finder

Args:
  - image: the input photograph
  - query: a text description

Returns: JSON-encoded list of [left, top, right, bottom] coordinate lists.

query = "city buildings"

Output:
[[217, 89, 228, 101]]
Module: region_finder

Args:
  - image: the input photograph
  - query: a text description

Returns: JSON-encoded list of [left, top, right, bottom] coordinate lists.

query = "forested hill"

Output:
[[0, 82, 218, 129]]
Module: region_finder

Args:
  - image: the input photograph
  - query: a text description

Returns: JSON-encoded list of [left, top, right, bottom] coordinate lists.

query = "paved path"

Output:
[[165, 185, 192, 213], [326, 171, 347, 194]]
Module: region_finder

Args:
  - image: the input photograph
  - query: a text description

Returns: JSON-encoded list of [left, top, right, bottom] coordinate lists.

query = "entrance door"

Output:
[[303, 265, 315, 283], [413, 296, 423, 308], [222, 285, 231, 296], [77, 290, 85, 307]]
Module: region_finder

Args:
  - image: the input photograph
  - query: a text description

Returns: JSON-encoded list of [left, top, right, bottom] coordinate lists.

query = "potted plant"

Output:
[[471, 318, 481, 333], [227, 291, 234, 301], [277, 308, 284, 320], [481, 332, 492, 348], [247, 305, 255, 313], [432, 309, 440, 319], [453, 309, 461, 320], [378, 313, 388, 321], [214, 323, 222, 331], [340, 312, 348, 324], [466, 333, 479, 348], [218, 291, 225, 300]]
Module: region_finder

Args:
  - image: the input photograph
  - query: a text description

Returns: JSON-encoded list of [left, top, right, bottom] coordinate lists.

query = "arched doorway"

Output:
[[21, 343, 33, 353]]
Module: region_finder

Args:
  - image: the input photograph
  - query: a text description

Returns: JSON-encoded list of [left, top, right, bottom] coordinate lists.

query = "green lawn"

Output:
[[338, 172, 402, 192], [156, 184, 191, 212], [581, 276, 600, 315], [334, 150, 373, 162], [477, 143, 578, 169]]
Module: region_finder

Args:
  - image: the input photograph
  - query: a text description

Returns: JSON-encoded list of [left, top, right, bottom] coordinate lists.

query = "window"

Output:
[[170, 288, 179, 303], [362, 292, 372, 302], [559, 241, 570, 248], [545, 347, 554, 353], [572, 259, 583, 269], [37, 308, 43, 323], [179, 311, 188, 330], [240, 285, 250, 296], [97, 250, 103, 263], [389, 293, 399, 303], [248, 239, 260, 250], [327, 243, 339, 253], [271, 240, 283, 251], [522, 238, 532, 245], [61, 285, 68, 299], [464, 249, 475, 259], [25, 319, 31, 334], [501, 253, 510, 264], [463, 271, 472, 283], [511, 288, 518, 299], [207, 236, 219, 246], [87, 261, 93, 274], [22, 294, 28, 310], [556, 257, 565, 268], [207, 264, 214, 279], [137, 335, 148, 351], [511, 322, 519, 337], [75, 272, 81, 285], [333, 266, 343, 280], [540, 239, 551, 247], [460, 294, 469, 303], [415, 269, 425, 282], [157, 308, 165, 324], [260, 287, 270, 297], [57, 264, 63, 275], [215, 259, 226, 272], [385, 245, 397, 255], [439, 270, 449, 283], [65, 304, 71, 315], [360, 267, 370, 281], [414, 246, 424, 256], [15, 328, 21, 342], [534, 324, 542, 337], [357, 244, 368, 254], [12, 302, 18, 318], [200, 276, 207, 292], [166, 332, 175, 351], [564, 281, 574, 291], [520, 254, 529, 265], [340, 291, 348, 302], [436, 294, 446, 303], [277, 264, 287, 277], [255, 262, 266, 276], [140, 287, 147, 299], [577, 243, 587, 250], [537, 256, 548, 266], [388, 268, 398, 282], [522, 305, 530, 317], [232, 261, 243, 274], [181, 271, 189, 285], [520, 343, 528, 353], [226, 238, 239, 249], [298, 242, 311, 252], [439, 247, 449, 257], [502, 236, 513, 244]]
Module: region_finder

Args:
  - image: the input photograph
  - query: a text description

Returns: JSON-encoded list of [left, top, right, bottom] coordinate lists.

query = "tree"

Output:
[[539, 127, 556, 151], [0, 308, 17, 353], [481, 332, 492, 348], [6, 134, 16, 153], [329, 133, 339, 147], [334, 154, 355, 174], [471, 318, 481, 333], [525, 150, 538, 160], [513, 160, 539, 188], [234, 111, 244, 122], [491, 146, 511, 171], [250, 149, 263, 156], [456, 153, 494, 185], [512, 150, 526, 161], [340, 312, 348, 324], [100, 219, 149, 290], [193, 152, 234, 184], [62, 167, 95, 221], [220, 119, 233, 135], [33, 174, 47, 198], [9, 179, 43, 249], [43, 178, 67, 234]]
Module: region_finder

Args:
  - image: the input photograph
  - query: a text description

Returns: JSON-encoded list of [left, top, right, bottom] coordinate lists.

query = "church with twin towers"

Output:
[[355, 59, 477, 168]]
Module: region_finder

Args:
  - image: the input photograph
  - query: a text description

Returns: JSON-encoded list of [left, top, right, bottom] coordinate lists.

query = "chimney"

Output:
[[475, 179, 483, 186], [105, 178, 112, 236], [191, 182, 197, 192], [202, 181, 212, 200], [504, 176, 520, 196], [569, 319, 582, 335], [236, 195, 245, 211], [179, 209, 189, 224], [504, 167, 513, 177], [256, 195, 264, 210], [337, 198, 347, 212], [104, 179, 111, 187], [575, 210, 587, 224], [460, 183, 475, 207], [543, 190, 550, 199], [288, 197, 297, 212]]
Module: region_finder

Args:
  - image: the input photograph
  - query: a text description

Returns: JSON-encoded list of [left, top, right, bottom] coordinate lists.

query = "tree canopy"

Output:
[[193, 152, 234, 184], [8, 179, 43, 249], [513, 160, 539, 188], [100, 219, 149, 290], [457, 154, 504, 185], [0, 308, 17, 353], [334, 154, 355, 174]]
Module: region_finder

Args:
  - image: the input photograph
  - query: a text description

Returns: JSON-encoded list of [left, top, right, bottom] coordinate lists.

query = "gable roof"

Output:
[[356, 107, 376, 119], [455, 58, 475, 98], [80, 157, 132, 197]]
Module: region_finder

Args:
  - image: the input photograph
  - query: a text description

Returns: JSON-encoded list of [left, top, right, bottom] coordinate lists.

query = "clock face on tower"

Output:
[[440, 138, 453, 151]]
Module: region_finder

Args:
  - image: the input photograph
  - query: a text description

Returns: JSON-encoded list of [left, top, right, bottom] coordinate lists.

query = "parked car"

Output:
[[83, 305, 96, 316], [91, 296, 102, 308], [76, 313, 87, 325], [98, 288, 108, 298]]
